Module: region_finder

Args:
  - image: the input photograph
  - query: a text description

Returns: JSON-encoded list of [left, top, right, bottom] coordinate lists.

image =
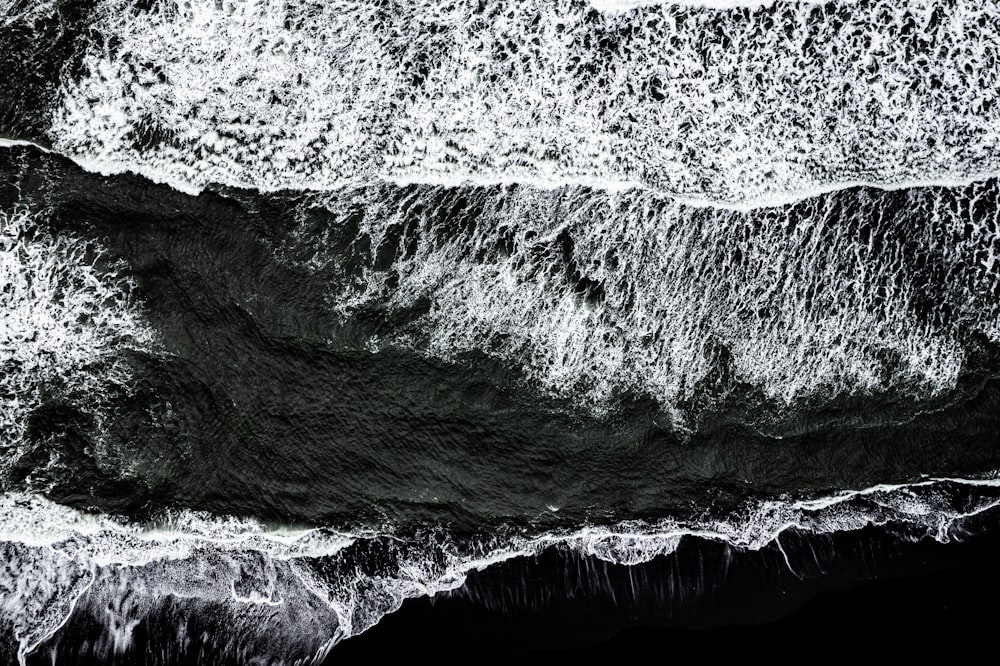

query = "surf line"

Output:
[[0, 137, 53, 153]]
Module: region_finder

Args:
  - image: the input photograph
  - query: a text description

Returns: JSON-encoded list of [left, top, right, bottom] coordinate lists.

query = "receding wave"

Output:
[[3, 475, 997, 663], [10, 0, 990, 203]]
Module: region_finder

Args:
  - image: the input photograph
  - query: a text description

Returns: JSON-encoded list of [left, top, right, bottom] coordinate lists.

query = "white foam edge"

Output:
[[5, 139, 999, 212], [3, 476, 997, 567], [0, 138, 51, 153], [344, 472, 1000, 640], [2, 471, 997, 664], [794, 475, 1000, 511], [4, 473, 999, 617], [587, 0, 788, 13], [0, 494, 355, 558]]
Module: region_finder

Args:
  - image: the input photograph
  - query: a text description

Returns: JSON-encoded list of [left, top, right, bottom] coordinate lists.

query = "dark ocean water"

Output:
[[2, 1, 1000, 664]]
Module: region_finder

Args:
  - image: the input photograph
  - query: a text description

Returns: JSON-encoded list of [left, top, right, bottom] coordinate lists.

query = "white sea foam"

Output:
[[0, 0, 55, 29], [0, 138, 50, 152], [0, 493, 355, 664], [38, 0, 1000, 205], [294, 181, 1000, 420], [1, 474, 997, 663], [0, 207, 158, 479], [587, 0, 789, 12]]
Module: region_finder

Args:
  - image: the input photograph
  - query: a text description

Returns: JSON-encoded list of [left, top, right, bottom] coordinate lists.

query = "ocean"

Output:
[[1, 0, 999, 663]]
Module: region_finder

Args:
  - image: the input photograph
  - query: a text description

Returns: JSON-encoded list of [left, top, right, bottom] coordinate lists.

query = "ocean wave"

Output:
[[0, 206, 158, 482], [279, 179, 1000, 421], [2, 475, 998, 663], [11, 0, 993, 204]]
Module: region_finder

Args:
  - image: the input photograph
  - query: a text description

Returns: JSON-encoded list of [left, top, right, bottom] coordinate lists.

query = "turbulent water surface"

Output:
[[1, 0, 999, 663]]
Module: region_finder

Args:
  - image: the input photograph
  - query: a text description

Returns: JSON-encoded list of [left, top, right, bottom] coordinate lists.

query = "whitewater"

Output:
[[0, 0, 990, 204], [3, 474, 998, 665]]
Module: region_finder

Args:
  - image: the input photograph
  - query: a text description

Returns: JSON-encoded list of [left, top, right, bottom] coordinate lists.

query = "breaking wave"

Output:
[[29, 0, 999, 203], [281, 179, 1000, 420]]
